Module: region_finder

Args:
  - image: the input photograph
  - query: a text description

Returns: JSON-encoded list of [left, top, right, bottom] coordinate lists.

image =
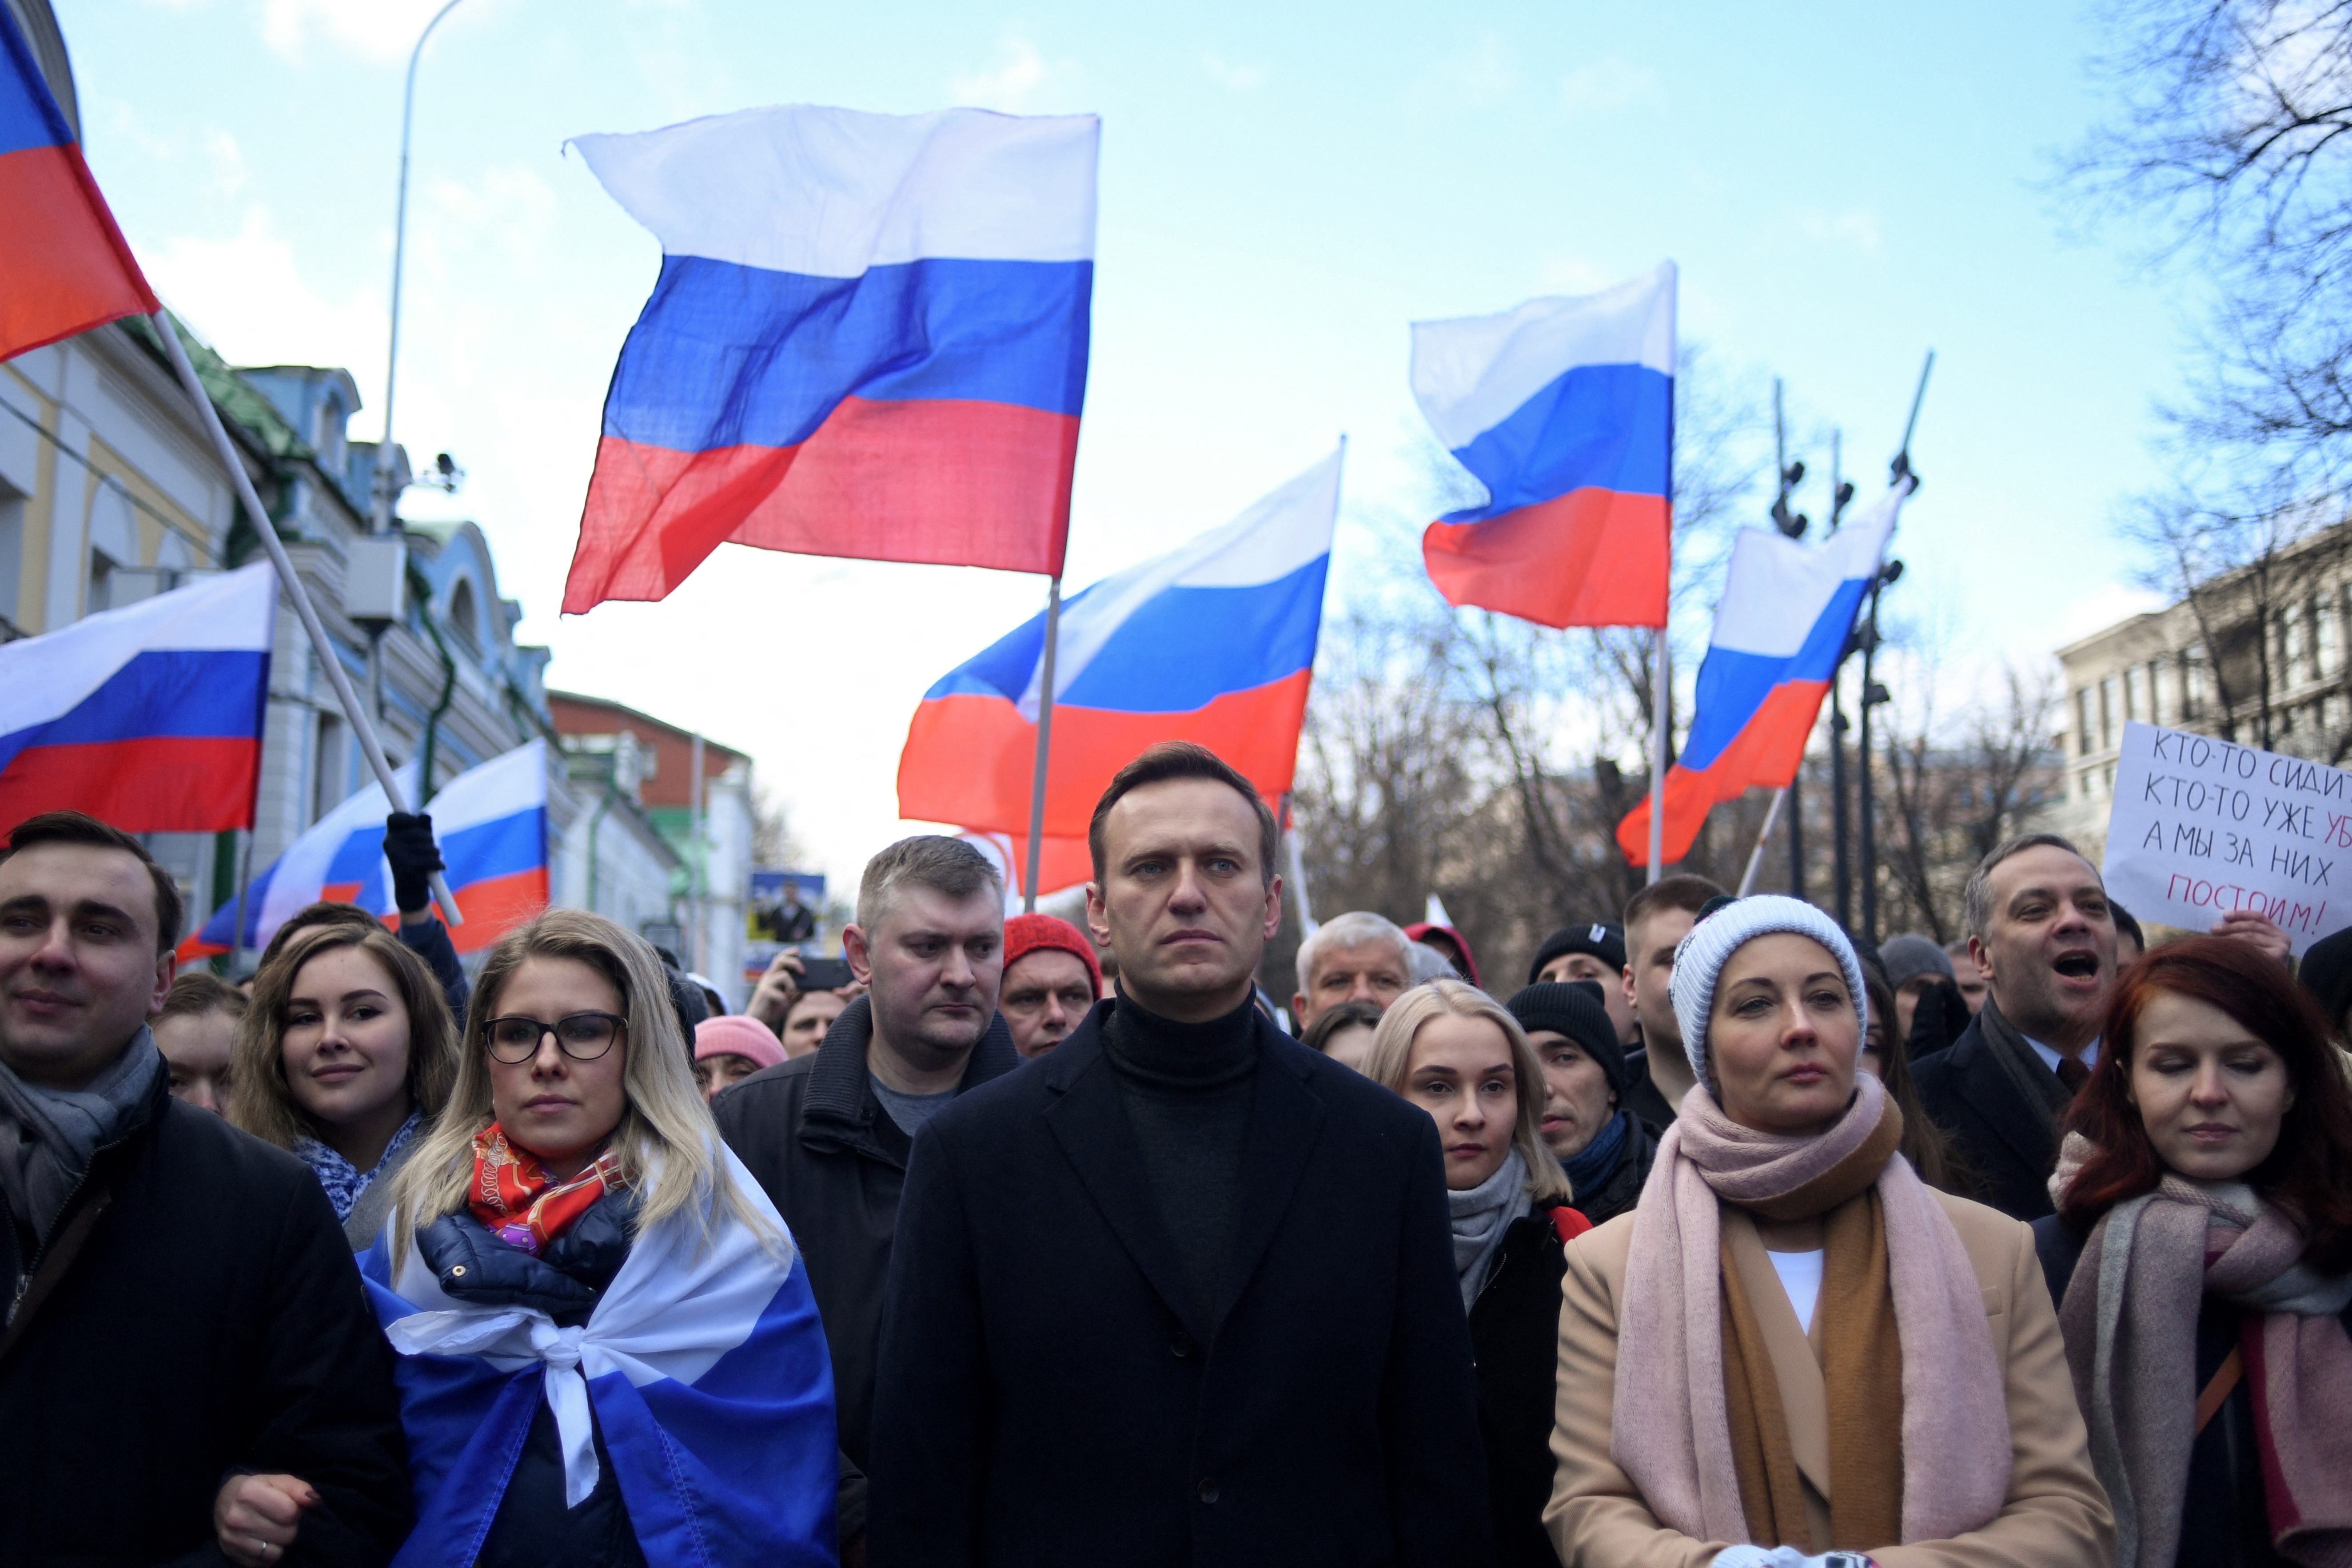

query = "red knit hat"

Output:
[[1003, 913, 1102, 997]]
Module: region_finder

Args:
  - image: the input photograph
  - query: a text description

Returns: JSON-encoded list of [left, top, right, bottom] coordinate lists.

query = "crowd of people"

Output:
[[3, 739, 2349, 1567]]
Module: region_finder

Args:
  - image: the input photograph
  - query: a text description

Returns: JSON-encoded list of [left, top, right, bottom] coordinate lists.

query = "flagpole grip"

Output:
[[152, 313, 463, 927], [1021, 575, 1063, 913]]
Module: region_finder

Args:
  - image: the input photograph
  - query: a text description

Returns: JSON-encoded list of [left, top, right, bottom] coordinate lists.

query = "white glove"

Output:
[[1710, 1549, 1878, 1568]]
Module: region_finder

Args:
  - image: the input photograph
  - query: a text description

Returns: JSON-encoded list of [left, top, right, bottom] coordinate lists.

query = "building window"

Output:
[[2125, 665, 2144, 723], [2076, 688, 2095, 756], [2182, 649, 2207, 720], [2149, 660, 2169, 726], [2101, 675, 2121, 749], [2318, 595, 2340, 678], [446, 580, 482, 659]]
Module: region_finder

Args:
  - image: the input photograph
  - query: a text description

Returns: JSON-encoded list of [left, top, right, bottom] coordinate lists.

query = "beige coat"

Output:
[[1543, 1189, 2115, 1568]]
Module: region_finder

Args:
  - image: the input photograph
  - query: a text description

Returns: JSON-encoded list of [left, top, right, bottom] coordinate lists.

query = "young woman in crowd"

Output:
[[1300, 996, 1381, 1072], [1506, 979, 1657, 1226], [1857, 962, 1959, 1192], [2039, 936, 2352, 1568], [693, 1013, 786, 1102], [1547, 895, 2114, 1568], [1364, 978, 1588, 1568], [229, 922, 458, 1250], [370, 909, 836, 1566], [155, 970, 246, 1113]]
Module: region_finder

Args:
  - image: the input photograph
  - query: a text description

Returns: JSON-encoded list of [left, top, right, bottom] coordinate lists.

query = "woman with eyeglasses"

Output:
[[229, 921, 458, 1249], [369, 910, 837, 1568]]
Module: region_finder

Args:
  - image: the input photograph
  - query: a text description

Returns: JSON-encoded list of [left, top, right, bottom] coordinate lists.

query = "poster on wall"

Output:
[[2101, 721, 2352, 955], [745, 868, 827, 981]]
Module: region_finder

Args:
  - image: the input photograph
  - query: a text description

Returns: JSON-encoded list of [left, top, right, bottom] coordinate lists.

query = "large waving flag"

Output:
[[363, 1143, 837, 1566], [1616, 480, 1910, 866], [899, 448, 1343, 868], [0, 5, 159, 360], [1411, 263, 1674, 629], [561, 105, 1099, 613], [0, 564, 272, 832], [180, 739, 550, 959]]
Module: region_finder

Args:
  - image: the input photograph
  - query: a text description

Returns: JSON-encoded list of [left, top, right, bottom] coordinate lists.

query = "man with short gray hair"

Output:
[[715, 834, 1017, 1564], [1291, 910, 1414, 1033]]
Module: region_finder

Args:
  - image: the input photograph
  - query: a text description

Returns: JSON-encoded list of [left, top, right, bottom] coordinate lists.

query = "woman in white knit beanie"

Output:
[[1543, 895, 2114, 1568]]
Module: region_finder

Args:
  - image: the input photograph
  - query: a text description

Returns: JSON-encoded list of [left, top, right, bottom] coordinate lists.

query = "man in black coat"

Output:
[[869, 743, 1489, 1568], [714, 835, 1018, 1560], [0, 812, 410, 1566]]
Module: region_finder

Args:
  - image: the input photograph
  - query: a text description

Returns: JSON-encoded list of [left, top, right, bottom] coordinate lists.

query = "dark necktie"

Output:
[[2054, 1055, 2091, 1093]]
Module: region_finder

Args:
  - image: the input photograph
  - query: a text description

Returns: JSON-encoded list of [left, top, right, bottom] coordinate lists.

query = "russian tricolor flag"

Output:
[[180, 739, 551, 959], [0, 564, 272, 834], [898, 449, 1342, 879], [1616, 480, 1910, 866], [1411, 264, 1674, 629], [0, 4, 159, 360], [561, 104, 1098, 613]]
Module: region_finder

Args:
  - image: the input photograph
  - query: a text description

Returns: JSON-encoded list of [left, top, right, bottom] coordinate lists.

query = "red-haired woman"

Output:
[[2037, 935, 2352, 1568]]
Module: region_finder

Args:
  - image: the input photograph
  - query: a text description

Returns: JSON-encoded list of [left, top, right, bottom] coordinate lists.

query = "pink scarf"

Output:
[[1611, 1073, 2013, 1545]]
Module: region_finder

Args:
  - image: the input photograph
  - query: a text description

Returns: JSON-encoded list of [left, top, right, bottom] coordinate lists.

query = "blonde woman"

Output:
[[367, 910, 837, 1568], [1363, 978, 1590, 1568], [229, 921, 458, 1250]]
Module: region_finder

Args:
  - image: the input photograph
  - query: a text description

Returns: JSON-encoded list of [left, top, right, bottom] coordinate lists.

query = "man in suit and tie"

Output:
[[867, 741, 1489, 1567]]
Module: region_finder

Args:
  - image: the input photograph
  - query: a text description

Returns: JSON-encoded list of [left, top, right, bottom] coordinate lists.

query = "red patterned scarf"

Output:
[[468, 1123, 620, 1256]]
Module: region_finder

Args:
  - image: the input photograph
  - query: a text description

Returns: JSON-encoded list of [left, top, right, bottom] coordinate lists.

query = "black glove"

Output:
[[383, 812, 444, 916]]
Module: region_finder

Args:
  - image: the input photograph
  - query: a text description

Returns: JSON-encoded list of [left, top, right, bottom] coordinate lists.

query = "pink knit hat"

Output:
[[694, 1014, 787, 1073]]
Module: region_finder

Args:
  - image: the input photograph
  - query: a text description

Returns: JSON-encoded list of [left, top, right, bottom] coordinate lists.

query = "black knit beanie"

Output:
[[1526, 922, 1627, 988], [1506, 980, 1627, 1101]]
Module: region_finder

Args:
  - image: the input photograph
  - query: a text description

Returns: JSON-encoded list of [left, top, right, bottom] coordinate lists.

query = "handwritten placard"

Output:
[[2102, 721, 2352, 955]]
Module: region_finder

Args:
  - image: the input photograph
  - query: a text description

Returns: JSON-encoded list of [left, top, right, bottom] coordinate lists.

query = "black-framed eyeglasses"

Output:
[[483, 1012, 626, 1064]]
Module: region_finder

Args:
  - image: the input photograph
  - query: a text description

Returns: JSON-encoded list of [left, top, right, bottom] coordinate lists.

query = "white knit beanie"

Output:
[[1667, 894, 1869, 1094]]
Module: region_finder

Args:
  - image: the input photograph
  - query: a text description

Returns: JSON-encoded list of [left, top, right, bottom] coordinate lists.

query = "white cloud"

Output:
[[1433, 32, 1519, 107], [1202, 52, 1266, 92], [1559, 56, 1658, 116], [422, 166, 560, 276], [254, 0, 497, 64], [1790, 207, 1884, 257], [203, 130, 249, 198], [1535, 255, 1615, 294], [144, 206, 385, 382], [950, 36, 1081, 113]]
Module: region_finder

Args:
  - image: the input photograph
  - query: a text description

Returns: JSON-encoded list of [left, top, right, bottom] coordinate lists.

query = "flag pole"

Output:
[[1021, 575, 1063, 913], [1281, 792, 1318, 937], [1645, 631, 1667, 885], [1735, 788, 1787, 897], [152, 313, 462, 926]]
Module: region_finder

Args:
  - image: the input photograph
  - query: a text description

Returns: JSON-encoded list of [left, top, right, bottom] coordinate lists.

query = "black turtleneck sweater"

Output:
[[1103, 992, 1259, 1332]]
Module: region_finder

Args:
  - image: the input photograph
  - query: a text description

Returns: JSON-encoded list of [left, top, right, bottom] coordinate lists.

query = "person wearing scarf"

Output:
[[1545, 895, 2115, 1568], [367, 910, 837, 1568], [1362, 978, 1591, 1568], [2037, 935, 2352, 1568], [227, 919, 460, 1250], [1507, 979, 1659, 1225]]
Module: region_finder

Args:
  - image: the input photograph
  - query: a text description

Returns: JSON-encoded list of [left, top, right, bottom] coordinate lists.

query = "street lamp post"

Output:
[[371, 0, 472, 534]]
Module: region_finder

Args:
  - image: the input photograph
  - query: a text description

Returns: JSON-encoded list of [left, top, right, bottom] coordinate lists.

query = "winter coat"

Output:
[[1565, 1114, 1659, 1228], [711, 995, 1019, 1540], [415, 1195, 646, 1568], [1912, 1010, 2066, 1221], [2034, 1214, 2340, 1568], [1471, 1200, 1589, 1568], [0, 1071, 412, 1565], [865, 1001, 1493, 1568]]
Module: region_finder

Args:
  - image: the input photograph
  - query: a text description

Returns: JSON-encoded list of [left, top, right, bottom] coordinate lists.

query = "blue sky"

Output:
[[60, 0, 2181, 887]]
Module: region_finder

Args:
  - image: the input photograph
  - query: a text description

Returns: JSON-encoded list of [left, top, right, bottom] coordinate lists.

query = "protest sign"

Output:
[[2102, 720, 2352, 954]]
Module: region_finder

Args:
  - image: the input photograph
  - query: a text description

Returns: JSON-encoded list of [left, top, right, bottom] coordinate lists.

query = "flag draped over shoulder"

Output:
[[179, 739, 551, 959], [0, 5, 158, 360], [561, 104, 1099, 613], [1411, 263, 1674, 629], [1617, 480, 1909, 866], [361, 1145, 837, 1568], [0, 564, 272, 833], [899, 447, 1342, 866]]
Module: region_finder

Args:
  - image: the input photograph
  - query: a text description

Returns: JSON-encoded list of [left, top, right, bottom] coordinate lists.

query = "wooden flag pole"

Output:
[[1646, 631, 1668, 884], [153, 313, 462, 926], [1021, 575, 1063, 913], [1736, 788, 1788, 897]]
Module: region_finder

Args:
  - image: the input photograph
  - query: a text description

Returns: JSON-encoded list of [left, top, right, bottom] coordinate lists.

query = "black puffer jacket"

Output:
[[419, 1195, 646, 1568], [1471, 1199, 1584, 1568], [0, 1071, 411, 1565], [712, 996, 1019, 1540]]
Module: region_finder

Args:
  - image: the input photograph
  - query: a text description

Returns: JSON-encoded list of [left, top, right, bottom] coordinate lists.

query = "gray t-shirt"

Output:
[[870, 1076, 959, 1138]]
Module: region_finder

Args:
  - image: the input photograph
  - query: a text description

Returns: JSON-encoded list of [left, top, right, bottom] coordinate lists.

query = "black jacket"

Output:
[[0, 1075, 411, 1566], [2033, 1214, 2337, 1568], [1470, 1202, 1579, 1568], [1913, 1009, 2067, 1221], [1565, 1113, 1658, 1228], [1619, 1038, 1677, 1134], [866, 1000, 1491, 1568], [712, 995, 1019, 1540]]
